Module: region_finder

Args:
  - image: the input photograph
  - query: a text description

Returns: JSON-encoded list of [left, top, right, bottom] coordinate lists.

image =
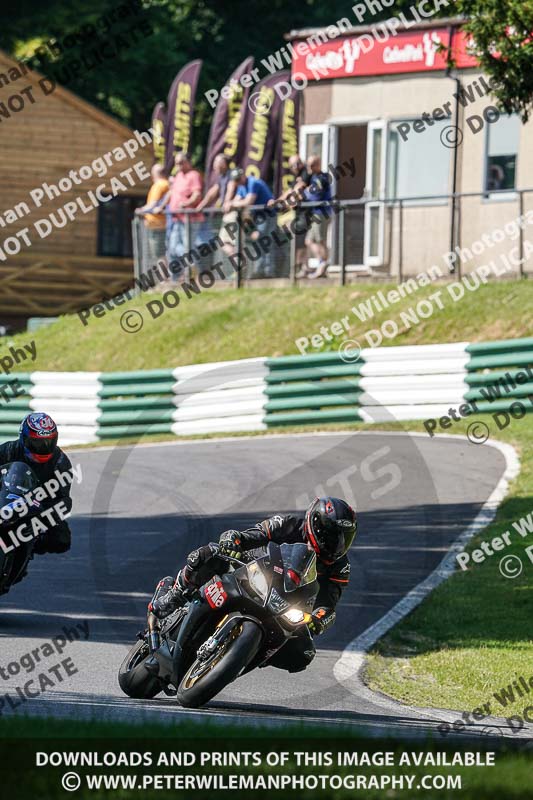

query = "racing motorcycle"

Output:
[[0, 462, 41, 596], [118, 541, 318, 708]]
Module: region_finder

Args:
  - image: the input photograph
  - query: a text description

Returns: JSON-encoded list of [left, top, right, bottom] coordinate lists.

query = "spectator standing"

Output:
[[304, 155, 332, 279], [196, 154, 238, 258], [134, 164, 169, 263], [269, 154, 311, 277], [229, 168, 275, 278], [167, 152, 206, 279]]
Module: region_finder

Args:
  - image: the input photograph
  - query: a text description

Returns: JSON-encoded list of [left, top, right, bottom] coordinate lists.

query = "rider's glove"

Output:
[[218, 530, 242, 560], [308, 607, 336, 637]]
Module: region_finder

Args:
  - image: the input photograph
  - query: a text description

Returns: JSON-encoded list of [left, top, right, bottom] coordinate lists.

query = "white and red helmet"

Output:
[[19, 413, 58, 464]]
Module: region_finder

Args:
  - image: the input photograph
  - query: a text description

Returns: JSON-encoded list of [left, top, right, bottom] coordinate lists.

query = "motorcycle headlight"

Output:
[[246, 562, 269, 602], [283, 608, 312, 625]]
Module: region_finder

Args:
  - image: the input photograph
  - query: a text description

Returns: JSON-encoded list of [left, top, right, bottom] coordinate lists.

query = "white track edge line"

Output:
[[333, 435, 520, 705]]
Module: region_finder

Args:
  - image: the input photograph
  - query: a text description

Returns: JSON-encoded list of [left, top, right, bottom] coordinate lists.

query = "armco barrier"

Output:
[[464, 338, 533, 415], [171, 359, 268, 436], [265, 352, 364, 426], [0, 374, 32, 440], [0, 337, 531, 445]]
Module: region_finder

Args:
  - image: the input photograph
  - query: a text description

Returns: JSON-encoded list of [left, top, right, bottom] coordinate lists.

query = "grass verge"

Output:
[[359, 416, 533, 720], [3, 280, 531, 372]]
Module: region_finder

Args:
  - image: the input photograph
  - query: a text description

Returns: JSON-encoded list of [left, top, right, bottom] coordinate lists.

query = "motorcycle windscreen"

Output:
[[280, 543, 317, 592], [0, 462, 39, 497]]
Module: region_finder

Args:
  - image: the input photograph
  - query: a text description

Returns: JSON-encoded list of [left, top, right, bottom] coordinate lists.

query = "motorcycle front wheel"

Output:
[[118, 639, 163, 699], [176, 620, 262, 708]]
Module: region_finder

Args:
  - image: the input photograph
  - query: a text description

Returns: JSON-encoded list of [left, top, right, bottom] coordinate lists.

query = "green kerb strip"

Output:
[[266, 393, 362, 412], [466, 337, 533, 354], [98, 410, 175, 425], [465, 368, 533, 386], [467, 352, 532, 371], [98, 382, 175, 398], [266, 364, 363, 383], [265, 409, 363, 427], [97, 423, 174, 438], [265, 379, 363, 398], [100, 369, 175, 383]]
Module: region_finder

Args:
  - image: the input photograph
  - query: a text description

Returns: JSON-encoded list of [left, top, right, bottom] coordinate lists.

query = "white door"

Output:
[[364, 120, 387, 268]]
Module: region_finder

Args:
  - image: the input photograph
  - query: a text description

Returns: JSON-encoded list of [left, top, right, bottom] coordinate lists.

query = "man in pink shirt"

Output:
[[167, 152, 206, 279]]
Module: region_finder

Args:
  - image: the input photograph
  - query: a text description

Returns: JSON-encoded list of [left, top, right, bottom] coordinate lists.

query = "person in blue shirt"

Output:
[[228, 168, 276, 278], [304, 155, 332, 279]]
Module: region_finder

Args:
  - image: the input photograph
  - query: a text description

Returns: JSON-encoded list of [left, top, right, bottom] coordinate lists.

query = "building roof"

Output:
[[286, 15, 466, 40], [0, 48, 137, 139]]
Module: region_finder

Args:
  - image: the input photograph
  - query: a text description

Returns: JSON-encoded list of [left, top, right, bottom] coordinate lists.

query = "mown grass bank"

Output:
[[4, 280, 531, 372]]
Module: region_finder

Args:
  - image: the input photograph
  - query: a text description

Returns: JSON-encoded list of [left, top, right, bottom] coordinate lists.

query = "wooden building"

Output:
[[0, 49, 152, 330]]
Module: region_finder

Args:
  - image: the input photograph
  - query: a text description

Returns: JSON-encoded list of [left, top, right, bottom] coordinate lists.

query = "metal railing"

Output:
[[132, 188, 533, 288]]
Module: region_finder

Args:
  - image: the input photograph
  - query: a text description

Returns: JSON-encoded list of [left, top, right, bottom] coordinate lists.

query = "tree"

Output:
[[455, 0, 533, 122], [0, 0, 445, 154]]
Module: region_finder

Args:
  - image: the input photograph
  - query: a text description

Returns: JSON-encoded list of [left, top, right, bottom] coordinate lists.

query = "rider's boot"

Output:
[[149, 574, 188, 619]]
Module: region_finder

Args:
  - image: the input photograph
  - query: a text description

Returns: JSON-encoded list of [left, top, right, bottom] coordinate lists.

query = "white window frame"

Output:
[[299, 124, 329, 166], [364, 120, 388, 268], [483, 113, 520, 202]]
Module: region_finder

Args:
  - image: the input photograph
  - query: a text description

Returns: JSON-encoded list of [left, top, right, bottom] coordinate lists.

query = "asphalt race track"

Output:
[[1, 431, 531, 742]]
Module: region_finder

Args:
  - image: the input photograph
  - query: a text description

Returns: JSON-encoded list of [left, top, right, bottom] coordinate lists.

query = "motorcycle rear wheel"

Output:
[[176, 620, 262, 708], [118, 639, 163, 699]]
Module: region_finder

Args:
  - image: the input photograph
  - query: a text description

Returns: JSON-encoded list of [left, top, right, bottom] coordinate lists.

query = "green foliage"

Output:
[[456, 0, 533, 122], [0, 0, 434, 156]]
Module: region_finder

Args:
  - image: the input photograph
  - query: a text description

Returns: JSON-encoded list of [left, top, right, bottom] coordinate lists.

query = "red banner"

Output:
[[151, 102, 166, 166], [164, 60, 203, 174], [204, 57, 254, 188], [291, 27, 478, 81]]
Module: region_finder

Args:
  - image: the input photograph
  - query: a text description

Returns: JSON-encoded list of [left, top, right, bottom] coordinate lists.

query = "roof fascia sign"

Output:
[[291, 26, 478, 81]]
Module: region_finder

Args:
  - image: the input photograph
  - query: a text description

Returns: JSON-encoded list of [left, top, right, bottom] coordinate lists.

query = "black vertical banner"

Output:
[[204, 57, 255, 188], [240, 71, 289, 183], [274, 85, 301, 196], [164, 60, 203, 174]]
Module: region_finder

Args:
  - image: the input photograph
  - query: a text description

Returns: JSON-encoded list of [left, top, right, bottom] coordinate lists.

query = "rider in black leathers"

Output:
[[0, 413, 73, 554], [150, 497, 357, 673]]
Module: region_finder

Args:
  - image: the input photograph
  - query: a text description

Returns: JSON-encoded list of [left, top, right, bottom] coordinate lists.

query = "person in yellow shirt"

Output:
[[135, 164, 169, 264]]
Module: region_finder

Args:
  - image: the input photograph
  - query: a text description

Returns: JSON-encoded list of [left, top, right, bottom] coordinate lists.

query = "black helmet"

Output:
[[304, 497, 357, 563]]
